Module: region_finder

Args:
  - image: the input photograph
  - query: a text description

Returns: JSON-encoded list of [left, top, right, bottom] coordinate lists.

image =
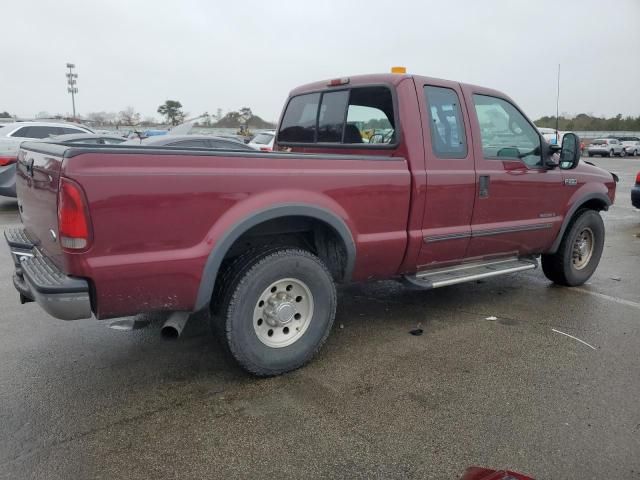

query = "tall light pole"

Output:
[[66, 63, 78, 120]]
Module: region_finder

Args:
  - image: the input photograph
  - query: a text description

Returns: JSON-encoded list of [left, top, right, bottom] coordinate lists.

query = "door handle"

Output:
[[479, 175, 490, 198]]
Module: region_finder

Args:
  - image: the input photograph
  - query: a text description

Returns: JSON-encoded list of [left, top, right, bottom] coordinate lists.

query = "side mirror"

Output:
[[559, 132, 581, 169]]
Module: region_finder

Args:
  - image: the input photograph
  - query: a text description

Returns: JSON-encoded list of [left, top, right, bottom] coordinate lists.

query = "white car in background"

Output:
[[616, 136, 640, 157], [248, 130, 276, 151], [538, 127, 559, 144], [0, 121, 93, 197]]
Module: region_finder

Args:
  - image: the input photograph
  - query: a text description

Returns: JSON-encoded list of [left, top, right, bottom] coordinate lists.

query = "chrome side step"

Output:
[[405, 257, 537, 289]]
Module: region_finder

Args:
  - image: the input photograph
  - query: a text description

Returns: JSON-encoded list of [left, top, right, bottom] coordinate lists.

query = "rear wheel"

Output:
[[541, 209, 605, 286], [608, 149, 614, 157], [213, 248, 337, 376], [633, 149, 638, 157], [620, 149, 626, 157]]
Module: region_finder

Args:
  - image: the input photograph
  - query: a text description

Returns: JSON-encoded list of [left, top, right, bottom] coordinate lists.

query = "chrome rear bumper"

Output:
[[4, 228, 92, 320]]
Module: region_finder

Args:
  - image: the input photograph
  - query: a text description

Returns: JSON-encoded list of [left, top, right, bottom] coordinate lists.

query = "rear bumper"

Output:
[[4, 228, 92, 320], [632, 185, 640, 209], [0, 164, 16, 198]]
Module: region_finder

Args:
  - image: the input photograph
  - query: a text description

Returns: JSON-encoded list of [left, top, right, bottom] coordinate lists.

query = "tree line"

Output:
[[534, 114, 640, 131], [0, 101, 275, 129]]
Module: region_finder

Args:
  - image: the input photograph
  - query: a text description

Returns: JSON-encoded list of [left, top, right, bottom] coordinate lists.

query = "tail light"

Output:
[[636, 172, 640, 185], [0, 155, 16, 166], [57, 177, 92, 250], [260, 146, 272, 152]]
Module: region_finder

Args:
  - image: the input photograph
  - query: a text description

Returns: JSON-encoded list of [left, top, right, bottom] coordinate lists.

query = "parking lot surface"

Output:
[[0, 157, 638, 480]]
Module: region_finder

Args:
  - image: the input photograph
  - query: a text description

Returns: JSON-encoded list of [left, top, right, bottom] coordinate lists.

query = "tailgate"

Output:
[[16, 143, 68, 267]]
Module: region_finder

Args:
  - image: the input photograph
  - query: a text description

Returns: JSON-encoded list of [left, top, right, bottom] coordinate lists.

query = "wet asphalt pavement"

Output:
[[0, 157, 638, 480]]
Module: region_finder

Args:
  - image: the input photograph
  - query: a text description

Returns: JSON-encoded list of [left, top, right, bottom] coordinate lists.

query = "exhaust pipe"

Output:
[[161, 312, 190, 339]]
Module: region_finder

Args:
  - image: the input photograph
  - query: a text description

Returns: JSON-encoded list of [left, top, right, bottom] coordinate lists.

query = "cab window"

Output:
[[473, 95, 541, 167], [424, 86, 467, 158], [278, 86, 395, 146]]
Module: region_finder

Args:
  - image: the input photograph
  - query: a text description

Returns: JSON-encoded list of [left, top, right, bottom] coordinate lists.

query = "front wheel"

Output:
[[620, 149, 626, 157], [541, 210, 605, 286], [214, 248, 337, 376], [608, 149, 614, 157]]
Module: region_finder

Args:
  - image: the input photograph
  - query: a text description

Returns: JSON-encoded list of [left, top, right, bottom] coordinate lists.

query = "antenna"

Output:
[[555, 64, 560, 140]]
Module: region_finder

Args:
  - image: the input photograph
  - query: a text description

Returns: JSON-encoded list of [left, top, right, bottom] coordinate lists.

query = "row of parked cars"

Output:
[[587, 136, 640, 157], [0, 120, 276, 197]]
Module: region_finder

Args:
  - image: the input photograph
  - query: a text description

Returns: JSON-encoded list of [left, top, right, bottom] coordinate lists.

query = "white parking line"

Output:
[[572, 287, 640, 310], [551, 328, 597, 350]]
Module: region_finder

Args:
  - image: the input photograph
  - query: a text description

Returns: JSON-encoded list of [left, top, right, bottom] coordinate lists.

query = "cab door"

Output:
[[462, 89, 568, 258], [416, 81, 476, 268]]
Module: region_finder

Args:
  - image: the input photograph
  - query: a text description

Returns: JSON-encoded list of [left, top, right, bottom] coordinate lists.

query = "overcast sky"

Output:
[[2, 0, 639, 121]]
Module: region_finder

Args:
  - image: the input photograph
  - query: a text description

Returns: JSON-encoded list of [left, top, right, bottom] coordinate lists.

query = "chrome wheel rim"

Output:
[[572, 227, 594, 270], [253, 278, 314, 348]]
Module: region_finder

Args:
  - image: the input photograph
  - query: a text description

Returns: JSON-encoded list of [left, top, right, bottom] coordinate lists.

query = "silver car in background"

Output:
[[616, 136, 640, 157], [587, 138, 626, 157], [0, 121, 93, 197]]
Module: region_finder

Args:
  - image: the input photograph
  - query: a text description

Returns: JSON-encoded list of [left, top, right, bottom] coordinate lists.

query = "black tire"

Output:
[[541, 209, 605, 286], [620, 149, 626, 158], [213, 248, 337, 376], [588, 153, 593, 157], [608, 149, 614, 157]]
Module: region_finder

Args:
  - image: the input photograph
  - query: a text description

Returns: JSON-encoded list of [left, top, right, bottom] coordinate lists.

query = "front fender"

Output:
[[548, 187, 611, 254]]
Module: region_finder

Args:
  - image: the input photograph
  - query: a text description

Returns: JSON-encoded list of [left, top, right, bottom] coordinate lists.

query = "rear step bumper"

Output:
[[4, 228, 92, 320]]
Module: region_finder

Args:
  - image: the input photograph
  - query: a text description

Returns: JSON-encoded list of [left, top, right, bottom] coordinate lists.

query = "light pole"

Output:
[[66, 63, 78, 120]]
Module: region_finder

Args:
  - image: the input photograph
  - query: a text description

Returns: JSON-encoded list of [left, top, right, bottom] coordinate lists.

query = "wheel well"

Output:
[[221, 216, 349, 282], [576, 198, 608, 213]]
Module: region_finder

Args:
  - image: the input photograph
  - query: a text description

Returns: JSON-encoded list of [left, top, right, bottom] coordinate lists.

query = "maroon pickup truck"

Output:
[[5, 72, 616, 376]]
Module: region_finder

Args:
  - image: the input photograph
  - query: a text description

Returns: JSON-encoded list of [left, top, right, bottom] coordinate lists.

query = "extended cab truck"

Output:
[[5, 73, 616, 376]]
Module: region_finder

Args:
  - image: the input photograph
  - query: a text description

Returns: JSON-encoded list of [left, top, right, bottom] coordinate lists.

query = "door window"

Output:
[[424, 86, 467, 158], [473, 95, 541, 167], [10, 126, 60, 139]]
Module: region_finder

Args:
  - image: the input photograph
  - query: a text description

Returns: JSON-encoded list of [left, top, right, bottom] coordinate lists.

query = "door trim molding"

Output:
[[423, 222, 552, 243], [472, 222, 553, 237]]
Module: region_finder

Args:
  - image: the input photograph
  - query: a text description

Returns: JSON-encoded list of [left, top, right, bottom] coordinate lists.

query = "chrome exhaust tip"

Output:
[[161, 312, 190, 339]]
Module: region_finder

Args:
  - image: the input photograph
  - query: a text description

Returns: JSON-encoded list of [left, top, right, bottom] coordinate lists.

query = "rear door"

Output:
[[416, 81, 476, 268], [462, 89, 567, 258]]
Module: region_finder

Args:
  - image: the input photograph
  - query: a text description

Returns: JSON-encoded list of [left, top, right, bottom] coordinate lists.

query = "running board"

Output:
[[404, 257, 537, 289]]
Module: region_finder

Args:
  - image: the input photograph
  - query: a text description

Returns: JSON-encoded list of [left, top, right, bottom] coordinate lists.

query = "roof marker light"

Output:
[[391, 66, 407, 74], [328, 78, 350, 86]]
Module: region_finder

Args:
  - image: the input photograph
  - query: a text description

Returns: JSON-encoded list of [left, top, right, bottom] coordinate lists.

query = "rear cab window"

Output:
[[278, 86, 396, 147], [424, 86, 467, 158]]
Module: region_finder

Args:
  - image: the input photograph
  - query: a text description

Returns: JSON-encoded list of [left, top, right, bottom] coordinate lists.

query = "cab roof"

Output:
[[289, 72, 511, 103]]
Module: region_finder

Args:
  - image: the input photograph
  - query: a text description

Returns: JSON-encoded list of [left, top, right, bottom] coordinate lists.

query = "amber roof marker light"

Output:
[[391, 66, 407, 74]]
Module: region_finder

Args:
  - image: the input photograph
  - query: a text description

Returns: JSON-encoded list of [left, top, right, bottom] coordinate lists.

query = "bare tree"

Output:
[[118, 106, 141, 126], [86, 111, 108, 124]]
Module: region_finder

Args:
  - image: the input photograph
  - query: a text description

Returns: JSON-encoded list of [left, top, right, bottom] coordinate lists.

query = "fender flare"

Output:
[[194, 204, 356, 311], [548, 192, 611, 254]]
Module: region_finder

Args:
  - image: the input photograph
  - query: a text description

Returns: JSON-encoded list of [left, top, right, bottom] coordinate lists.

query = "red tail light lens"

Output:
[[636, 172, 640, 185], [0, 155, 16, 166], [260, 146, 272, 152], [58, 178, 91, 250]]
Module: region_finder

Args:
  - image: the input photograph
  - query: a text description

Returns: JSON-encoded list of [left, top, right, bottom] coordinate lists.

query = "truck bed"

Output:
[[16, 142, 412, 318]]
